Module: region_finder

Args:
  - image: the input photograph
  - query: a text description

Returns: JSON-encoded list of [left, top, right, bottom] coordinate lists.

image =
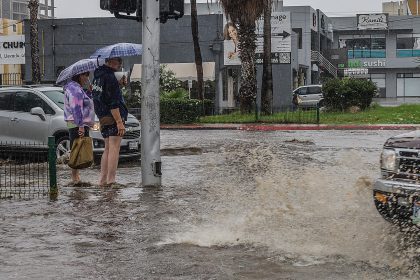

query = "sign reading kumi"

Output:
[[357, 14, 388, 30]]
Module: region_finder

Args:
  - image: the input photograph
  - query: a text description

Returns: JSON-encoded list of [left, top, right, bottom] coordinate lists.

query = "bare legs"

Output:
[[71, 169, 80, 183], [99, 136, 122, 186]]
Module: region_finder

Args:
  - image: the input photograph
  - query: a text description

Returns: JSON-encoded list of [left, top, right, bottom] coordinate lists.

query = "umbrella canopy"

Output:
[[56, 58, 101, 85], [89, 43, 143, 59]]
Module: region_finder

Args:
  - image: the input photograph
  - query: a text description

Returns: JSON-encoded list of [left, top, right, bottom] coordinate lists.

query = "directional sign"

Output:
[[256, 12, 292, 54], [223, 11, 291, 66]]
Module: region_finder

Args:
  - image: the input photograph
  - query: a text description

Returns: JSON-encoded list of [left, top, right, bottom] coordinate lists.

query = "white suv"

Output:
[[292, 85, 324, 108], [0, 85, 141, 161]]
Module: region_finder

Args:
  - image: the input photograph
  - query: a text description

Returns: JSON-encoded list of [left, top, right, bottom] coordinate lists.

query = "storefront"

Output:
[[331, 14, 420, 99]]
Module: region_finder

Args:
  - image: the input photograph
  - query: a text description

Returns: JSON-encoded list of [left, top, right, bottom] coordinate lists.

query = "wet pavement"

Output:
[[1, 130, 419, 279]]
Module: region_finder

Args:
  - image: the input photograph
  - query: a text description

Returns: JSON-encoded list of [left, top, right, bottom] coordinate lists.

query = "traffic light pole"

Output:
[[141, 0, 162, 187]]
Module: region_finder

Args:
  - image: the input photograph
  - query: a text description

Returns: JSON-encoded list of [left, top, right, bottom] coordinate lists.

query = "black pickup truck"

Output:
[[373, 131, 420, 228]]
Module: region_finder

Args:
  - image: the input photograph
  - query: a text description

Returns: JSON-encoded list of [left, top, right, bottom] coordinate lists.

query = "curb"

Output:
[[161, 124, 420, 131]]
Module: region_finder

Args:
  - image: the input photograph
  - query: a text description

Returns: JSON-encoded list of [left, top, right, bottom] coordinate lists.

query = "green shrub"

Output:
[[161, 99, 201, 124], [160, 65, 181, 92], [323, 78, 377, 111], [161, 88, 189, 99]]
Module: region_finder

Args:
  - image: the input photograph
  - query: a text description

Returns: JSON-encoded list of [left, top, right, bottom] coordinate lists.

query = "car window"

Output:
[[13, 91, 54, 115], [298, 87, 308, 95], [41, 90, 64, 110], [0, 91, 13, 110], [307, 87, 322, 95]]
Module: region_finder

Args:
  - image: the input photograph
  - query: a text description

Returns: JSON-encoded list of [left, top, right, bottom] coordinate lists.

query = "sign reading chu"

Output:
[[357, 14, 388, 30], [0, 35, 25, 65]]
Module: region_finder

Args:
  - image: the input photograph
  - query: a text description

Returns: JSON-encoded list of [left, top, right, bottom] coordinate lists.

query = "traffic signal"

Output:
[[100, 0, 137, 15], [100, 0, 184, 23], [137, 0, 184, 23]]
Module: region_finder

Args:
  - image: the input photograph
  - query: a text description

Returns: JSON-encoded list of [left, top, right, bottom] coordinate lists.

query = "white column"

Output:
[[141, 0, 162, 187]]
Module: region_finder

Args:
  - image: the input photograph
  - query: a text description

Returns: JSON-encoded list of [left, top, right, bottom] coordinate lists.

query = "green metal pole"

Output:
[[316, 104, 320, 124], [48, 136, 58, 199]]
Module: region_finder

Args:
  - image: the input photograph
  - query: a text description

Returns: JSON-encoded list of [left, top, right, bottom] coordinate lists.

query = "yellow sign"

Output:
[[408, 0, 420, 15]]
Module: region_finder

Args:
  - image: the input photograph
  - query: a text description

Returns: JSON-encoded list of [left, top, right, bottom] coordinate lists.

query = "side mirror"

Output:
[[30, 107, 46, 121]]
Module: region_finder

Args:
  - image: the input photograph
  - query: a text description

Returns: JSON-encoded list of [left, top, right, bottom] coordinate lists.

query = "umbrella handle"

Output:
[[96, 56, 101, 66]]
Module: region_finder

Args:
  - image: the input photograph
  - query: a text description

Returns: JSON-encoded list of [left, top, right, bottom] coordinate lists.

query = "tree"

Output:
[[190, 0, 204, 101], [28, 0, 41, 84], [219, 0, 265, 113], [261, 0, 273, 115]]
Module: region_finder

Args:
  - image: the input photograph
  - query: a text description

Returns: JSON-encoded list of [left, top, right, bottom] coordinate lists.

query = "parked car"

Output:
[[373, 131, 420, 228], [0, 85, 141, 162], [292, 85, 324, 108]]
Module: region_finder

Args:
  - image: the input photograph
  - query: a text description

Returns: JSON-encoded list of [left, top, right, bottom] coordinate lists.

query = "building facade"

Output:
[[0, 0, 54, 20], [331, 14, 420, 99], [23, 4, 339, 112]]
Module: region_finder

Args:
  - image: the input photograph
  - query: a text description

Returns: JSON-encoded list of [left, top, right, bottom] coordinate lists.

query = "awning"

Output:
[[130, 62, 215, 82]]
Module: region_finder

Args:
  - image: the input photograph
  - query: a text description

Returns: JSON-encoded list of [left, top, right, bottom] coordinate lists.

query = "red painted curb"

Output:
[[161, 124, 420, 131]]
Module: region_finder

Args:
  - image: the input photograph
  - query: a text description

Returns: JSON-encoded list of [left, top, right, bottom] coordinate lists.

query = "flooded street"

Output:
[[1, 130, 419, 279]]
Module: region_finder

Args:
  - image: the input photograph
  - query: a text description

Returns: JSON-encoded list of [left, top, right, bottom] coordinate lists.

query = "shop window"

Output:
[[397, 73, 420, 97], [397, 34, 420, 57], [339, 34, 386, 58]]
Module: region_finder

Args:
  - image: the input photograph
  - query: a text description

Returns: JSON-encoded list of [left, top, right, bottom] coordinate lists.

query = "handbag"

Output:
[[68, 137, 93, 169]]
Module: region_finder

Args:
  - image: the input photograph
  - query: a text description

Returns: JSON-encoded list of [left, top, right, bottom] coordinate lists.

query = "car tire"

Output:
[[56, 134, 71, 164]]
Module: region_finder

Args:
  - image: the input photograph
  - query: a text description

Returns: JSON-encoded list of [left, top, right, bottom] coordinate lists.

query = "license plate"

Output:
[[128, 141, 138, 150]]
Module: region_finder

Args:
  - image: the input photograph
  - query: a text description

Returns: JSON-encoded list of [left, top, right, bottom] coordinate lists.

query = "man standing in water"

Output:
[[92, 57, 128, 187]]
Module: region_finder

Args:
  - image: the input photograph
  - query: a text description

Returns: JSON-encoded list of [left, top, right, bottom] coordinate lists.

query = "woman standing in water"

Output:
[[63, 72, 95, 185]]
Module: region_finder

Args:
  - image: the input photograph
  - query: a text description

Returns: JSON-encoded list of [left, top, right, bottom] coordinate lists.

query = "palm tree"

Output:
[[191, 0, 204, 101], [219, 0, 265, 113], [28, 0, 41, 84], [261, 0, 273, 115]]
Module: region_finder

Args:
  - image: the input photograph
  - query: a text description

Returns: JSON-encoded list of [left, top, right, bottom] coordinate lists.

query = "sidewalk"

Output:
[[161, 123, 420, 131]]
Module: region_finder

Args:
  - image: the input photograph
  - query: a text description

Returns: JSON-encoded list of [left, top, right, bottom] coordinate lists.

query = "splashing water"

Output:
[[163, 132, 419, 275]]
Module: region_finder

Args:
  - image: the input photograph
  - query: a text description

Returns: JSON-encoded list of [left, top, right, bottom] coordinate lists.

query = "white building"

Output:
[[0, 0, 54, 20]]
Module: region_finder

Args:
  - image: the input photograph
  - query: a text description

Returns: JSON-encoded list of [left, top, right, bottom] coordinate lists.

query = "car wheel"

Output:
[[56, 135, 71, 163]]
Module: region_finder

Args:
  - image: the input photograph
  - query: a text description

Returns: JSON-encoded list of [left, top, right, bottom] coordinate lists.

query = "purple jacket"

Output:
[[63, 81, 95, 127]]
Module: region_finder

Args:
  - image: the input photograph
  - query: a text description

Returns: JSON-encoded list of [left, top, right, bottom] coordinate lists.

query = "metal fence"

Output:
[[0, 73, 23, 85], [262, 105, 320, 124], [130, 104, 320, 124], [0, 137, 57, 199], [207, 105, 320, 124]]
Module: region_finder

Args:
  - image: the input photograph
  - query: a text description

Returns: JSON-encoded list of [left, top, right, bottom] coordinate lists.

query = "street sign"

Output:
[[255, 11, 291, 64], [256, 12, 292, 54], [223, 11, 292, 66]]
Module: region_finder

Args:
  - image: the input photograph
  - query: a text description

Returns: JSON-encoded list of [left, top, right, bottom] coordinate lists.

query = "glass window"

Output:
[[339, 34, 386, 58], [298, 87, 308, 95], [0, 92, 14, 111], [14, 91, 54, 114], [397, 34, 420, 57], [307, 86, 322, 94], [41, 90, 64, 110], [397, 73, 420, 97]]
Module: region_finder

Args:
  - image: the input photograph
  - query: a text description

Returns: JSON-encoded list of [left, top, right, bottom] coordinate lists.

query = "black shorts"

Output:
[[69, 127, 90, 149], [100, 124, 119, 139]]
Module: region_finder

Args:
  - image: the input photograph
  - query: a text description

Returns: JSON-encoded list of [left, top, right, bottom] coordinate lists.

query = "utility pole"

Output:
[[141, 0, 162, 187]]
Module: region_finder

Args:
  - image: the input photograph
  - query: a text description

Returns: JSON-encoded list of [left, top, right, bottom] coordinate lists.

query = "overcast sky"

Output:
[[55, 0, 386, 19]]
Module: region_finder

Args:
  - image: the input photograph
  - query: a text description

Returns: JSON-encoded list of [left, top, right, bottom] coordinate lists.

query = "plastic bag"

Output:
[[68, 137, 93, 169]]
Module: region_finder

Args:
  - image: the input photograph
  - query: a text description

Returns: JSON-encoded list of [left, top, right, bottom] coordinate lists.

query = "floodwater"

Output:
[[1, 130, 419, 279]]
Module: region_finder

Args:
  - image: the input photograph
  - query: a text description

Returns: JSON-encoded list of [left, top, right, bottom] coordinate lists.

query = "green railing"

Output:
[[0, 136, 57, 200]]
